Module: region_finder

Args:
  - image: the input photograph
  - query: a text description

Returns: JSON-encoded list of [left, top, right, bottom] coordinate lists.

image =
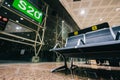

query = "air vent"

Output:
[[73, 0, 81, 2]]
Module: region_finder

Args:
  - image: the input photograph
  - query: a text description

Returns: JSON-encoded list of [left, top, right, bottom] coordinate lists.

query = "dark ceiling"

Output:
[[0, 0, 79, 61], [45, 0, 79, 30], [30, 0, 79, 30]]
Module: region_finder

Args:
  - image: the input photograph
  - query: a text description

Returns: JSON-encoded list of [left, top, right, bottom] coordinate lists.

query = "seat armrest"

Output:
[[115, 31, 120, 40], [81, 39, 85, 45]]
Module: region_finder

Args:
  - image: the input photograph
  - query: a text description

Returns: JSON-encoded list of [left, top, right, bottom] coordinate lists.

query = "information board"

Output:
[[12, 0, 43, 23], [0, 15, 8, 31]]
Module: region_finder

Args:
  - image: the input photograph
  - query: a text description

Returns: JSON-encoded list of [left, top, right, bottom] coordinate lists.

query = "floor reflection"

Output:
[[0, 62, 119, 80]]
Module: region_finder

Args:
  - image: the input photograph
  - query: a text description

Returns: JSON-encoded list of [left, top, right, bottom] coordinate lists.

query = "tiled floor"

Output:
[[0, 62, 88, 80]]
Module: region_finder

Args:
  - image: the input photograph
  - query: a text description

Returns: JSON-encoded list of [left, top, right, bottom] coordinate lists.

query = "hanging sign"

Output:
[[12, 0, 43, 23]]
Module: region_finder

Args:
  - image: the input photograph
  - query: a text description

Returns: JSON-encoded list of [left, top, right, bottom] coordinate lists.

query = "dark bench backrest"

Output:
[[65, 26, 120, 48], [65, 34, 83, 47], [68, 22, 109, 37], [112, 26, 120, 35], [112, 26, 120, 40], [85, 28, 114, 44]]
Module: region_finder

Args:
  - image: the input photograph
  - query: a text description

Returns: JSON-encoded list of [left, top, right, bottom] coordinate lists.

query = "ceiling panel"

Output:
[[91, 0, 101, 7], [110, 0, 120, 5], [80, 1, 90, 8], [104, 7, 114, 13], [88, 9, 96, 14], [100, 0, 111, 6], [59, 0, 120, 29], [72, 2, 80, 9]]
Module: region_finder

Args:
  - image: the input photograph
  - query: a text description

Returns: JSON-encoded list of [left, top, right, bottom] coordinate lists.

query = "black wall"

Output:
[[0, 0, 78, 62]]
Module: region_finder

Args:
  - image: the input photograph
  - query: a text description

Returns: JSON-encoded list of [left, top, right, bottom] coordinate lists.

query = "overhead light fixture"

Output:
[[20, 18, 24, 20], [5, 2, 8, 4], [16, 26, 22, 30], [116, 8, 120, 11], [16, 20, 19, 23], [80, 9, 85, 15], [99, 18, 103, 21], [8, 4, 10, 7], [62, 20, 64, 23]]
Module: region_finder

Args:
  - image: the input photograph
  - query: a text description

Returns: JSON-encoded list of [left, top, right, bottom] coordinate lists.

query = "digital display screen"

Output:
[[0, 15, 9, 31], [12, 0, 43, 23]]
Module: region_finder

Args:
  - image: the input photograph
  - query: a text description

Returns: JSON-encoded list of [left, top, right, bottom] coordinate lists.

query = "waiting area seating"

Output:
[[50, 22, 120, 72]]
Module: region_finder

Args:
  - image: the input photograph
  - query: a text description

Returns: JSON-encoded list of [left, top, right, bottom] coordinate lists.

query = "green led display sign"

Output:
[[12, 0, 43, 23]]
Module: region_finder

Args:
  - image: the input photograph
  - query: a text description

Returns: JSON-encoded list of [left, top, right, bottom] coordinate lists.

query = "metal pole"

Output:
[[0, 0, 49, 62], [36, 5, 49, 56], [0, 37, 33, 46], [0, 31, 41, 44], [55, 15, 58, 44], [61, 20, 64, 47]]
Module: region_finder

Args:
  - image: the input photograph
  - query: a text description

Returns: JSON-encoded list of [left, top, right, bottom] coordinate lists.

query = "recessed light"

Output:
[[20, 18, 24, 20], [116, 8, 120, 11], [8, 4, 10, 7], [80, 9, 85, 15], [16, 20, 19, 23], [16, 27, 22, 30], [5, 2, 8, 4], [62, 20, 64, 23], [100, 18, 103, 21]]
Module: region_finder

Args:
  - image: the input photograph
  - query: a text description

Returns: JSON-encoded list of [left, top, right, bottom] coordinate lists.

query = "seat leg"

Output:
[[70, 58, 79, 70], [69, 58, 79, 77], [51, 55, 68, 73], [51, 65, 68, 72]]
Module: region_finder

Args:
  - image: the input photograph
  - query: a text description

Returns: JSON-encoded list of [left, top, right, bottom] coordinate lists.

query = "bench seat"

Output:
[[50, 26, 120, 58]]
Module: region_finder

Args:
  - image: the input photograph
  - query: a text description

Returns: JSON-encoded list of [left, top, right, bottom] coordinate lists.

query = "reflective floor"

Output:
[[0, 62, 120, 80]]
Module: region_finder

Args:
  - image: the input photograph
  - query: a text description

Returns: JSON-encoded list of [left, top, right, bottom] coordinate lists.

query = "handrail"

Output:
[[0, 37, 33, 46], [0, 31, 41, 44]]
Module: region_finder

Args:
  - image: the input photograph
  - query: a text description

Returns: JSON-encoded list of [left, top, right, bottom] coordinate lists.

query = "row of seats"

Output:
[[50, 24, 120, 73], [65, 26, 120, 49], [50, 24, 120, 72]]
